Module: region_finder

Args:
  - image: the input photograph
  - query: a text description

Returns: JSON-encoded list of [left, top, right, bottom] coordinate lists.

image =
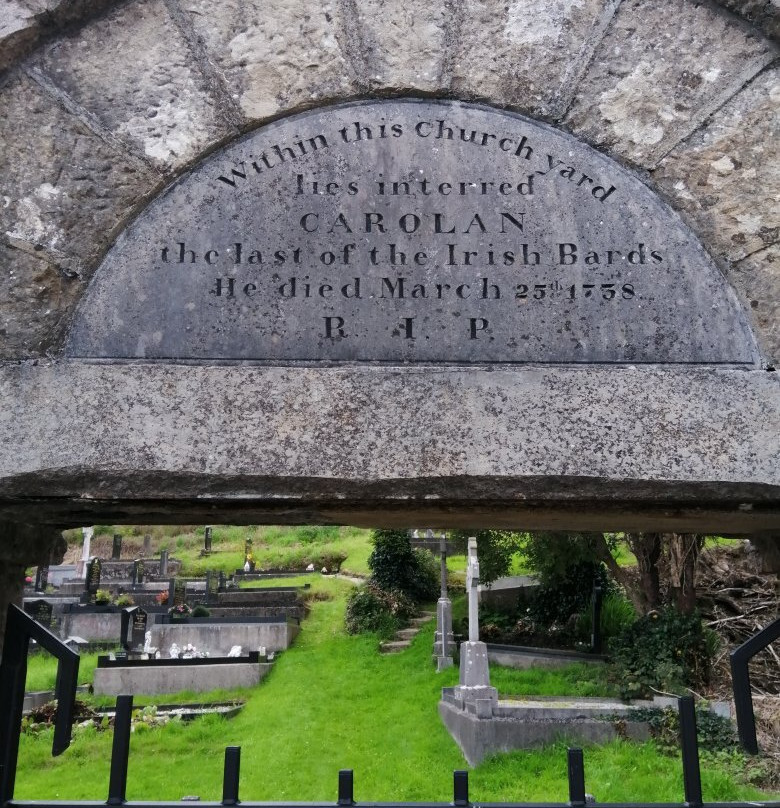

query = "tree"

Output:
[[591, 532, 704, 615], [448, 529, 524, 586]]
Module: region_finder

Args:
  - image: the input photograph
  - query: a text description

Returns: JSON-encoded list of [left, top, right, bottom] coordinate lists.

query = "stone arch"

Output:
[[0, 1, 777, 563]]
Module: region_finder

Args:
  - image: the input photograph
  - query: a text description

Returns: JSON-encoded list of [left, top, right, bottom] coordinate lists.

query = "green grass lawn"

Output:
[[16, 576, 777, 803]]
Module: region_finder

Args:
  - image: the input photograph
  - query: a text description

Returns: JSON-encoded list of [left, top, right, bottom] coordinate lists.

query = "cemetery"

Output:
[[9, 525, 776, 802], [21, 528, 307, 697], [0, 0, 779, 806]]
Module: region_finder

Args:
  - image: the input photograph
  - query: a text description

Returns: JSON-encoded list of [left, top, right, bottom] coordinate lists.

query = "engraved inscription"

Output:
[[66, 99, 759, 364]]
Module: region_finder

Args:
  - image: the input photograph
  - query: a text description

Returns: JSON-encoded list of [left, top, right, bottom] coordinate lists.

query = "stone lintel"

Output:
[[0, 362, 776, 531]]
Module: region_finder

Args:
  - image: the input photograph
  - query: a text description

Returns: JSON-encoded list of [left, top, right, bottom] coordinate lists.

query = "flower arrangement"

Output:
[[168, 603, 191, 620], [155, 591, 169, 606]]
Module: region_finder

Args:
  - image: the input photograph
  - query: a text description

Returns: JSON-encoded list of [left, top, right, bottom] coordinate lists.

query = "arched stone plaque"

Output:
[[67, 99, 759, 364]]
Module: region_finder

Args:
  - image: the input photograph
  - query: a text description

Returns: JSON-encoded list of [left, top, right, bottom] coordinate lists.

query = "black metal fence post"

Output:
[[222, 747, 241, 805], [453, 770, 468, 807], [337, 770, 354, 806], [567, 748, 586, 808], [591, 585, 603, 654], [108, 695, 133, 805], [678, 696, 703, 808]]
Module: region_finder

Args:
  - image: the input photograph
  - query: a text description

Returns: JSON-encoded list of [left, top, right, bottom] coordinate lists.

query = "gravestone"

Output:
[[132, 558, 145, 586], [218, 571, 227, 591], [34, 564, 49, 592], [455, 537, 497, 713], [24, 599, 53, 628], [85, 557, 101, 604], [206, 570, 219, 603], [111, 533, 122, 560], [173, 578, 186, 607], [434, 534, 454, 671], [131, 607, 148, 650], [159, 549, 169, 577], [142, 534, 152, 557], [244, 539, 254, 571], [67, 99, 759, 366], [204, 526, 213, 553]]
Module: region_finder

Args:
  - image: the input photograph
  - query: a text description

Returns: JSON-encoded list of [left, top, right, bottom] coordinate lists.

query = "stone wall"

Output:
[[1, 0, 777, 362], [0, 1, 777, 536]]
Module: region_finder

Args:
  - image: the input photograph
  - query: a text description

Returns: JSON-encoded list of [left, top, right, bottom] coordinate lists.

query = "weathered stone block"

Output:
[[652, 67, 779, 361], [0, 0, 119, 73], [0, 242, 82, 358], [727, 245, 780, 364], [0, 362, 776, 532], [0, 73, 156, 325], [179, 0, 358, 121], [32, 0, 232, 170], [565, 0, 776, 167], [451, 0, 616, 119], [712, 0, 780, 41], [354, 0, 450, 90], [0, 0, 42, 72], [653, 68, 779, 263]]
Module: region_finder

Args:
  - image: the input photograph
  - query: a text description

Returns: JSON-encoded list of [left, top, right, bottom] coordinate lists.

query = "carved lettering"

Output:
[[68, 100, 758, 366]]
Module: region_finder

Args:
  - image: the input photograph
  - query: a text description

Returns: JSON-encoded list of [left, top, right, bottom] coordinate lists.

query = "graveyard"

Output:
[[10, 526, 779, 802]]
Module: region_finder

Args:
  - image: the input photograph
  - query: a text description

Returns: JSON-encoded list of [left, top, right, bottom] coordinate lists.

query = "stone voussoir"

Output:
[[564, 0, 777, 168], [450, 0, 620, 120], [30, 0, 236, 171], [176, 0, 360, 122]]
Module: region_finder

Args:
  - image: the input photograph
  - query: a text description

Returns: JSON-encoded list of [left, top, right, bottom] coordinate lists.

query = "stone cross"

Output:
[[466, 537, 480, 643], [434, 532, 454, 670], [78, 526, 93, 579], [440, 535, 448, 600]]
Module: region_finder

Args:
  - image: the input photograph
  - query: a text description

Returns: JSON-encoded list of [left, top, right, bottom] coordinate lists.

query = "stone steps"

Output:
[[379, 611, 435, 654], [379, 640, 412, 653]]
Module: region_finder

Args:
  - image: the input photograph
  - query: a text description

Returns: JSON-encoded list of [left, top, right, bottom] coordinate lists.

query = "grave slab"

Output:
[[93, 661, 272, 695]]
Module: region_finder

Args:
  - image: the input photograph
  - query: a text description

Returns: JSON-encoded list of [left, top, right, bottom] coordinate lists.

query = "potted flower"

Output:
[[168, 603, 192, 622]]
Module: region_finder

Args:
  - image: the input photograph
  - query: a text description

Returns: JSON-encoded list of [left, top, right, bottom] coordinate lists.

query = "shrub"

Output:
[[576, 592, 636, 643], [637, 704, 738, 755], [609, 608, 717, 700], [407, 548, 439, 601], [367, 530, 439, 602], [114, 593, 134, 608], [529, 558, 611, 628], [519, 532, 615, 629], [94, 589, 112, 605], [344, 583, 416, 636], [191, 605, 210, 618], [368, 530, 415, 590]]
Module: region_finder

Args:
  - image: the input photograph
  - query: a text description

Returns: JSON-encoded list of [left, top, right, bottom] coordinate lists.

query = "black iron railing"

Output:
[[730, 616, 780, 754], [1, 604, 778, 808]]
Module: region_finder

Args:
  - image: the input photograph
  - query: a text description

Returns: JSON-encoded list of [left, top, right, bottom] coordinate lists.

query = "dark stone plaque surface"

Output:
[[86, 557, 101, 601], [131, 607, 148, 649], [67, 99, 759, 364], [25, 599, 53, 628]]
